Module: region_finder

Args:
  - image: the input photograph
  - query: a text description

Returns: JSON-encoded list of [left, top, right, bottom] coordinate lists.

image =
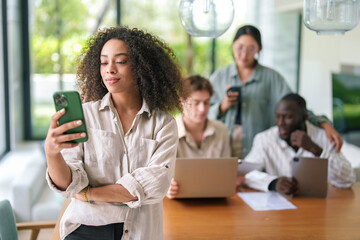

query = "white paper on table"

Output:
[[237, 192, 297, 211]]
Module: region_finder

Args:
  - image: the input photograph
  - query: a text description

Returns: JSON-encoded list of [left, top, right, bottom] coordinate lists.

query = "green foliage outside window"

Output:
[[31, 0, 237, 139]]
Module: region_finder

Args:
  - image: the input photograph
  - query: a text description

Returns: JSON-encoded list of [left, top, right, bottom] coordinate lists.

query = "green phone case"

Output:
[[53, 91, 88, 143]]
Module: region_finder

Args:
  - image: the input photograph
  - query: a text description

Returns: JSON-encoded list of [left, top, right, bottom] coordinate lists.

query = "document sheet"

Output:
[[238, 192, 297, 211]]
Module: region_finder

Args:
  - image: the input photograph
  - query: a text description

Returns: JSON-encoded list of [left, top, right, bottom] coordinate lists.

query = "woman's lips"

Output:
[[106, 77, 119, 84]]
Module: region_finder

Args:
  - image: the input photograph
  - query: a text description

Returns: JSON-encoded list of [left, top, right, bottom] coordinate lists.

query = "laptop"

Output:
[[292, 157, 328, 198], [173, 157, 238, 198]]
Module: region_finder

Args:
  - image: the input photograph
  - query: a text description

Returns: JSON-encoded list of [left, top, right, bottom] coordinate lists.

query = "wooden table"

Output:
[[163, 182, 360, 240]]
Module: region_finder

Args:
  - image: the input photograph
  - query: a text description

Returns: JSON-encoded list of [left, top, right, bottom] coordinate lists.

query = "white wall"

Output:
[[299, 25, 360, 120]]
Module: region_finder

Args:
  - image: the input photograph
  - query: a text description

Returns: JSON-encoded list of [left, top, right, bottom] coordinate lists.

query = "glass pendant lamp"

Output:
[[303, 0, 360, 35], [179, 0, 234, 38]]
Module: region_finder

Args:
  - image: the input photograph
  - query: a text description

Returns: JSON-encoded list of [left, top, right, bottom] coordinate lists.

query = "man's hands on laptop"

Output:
[[276, 177, 298, 195]]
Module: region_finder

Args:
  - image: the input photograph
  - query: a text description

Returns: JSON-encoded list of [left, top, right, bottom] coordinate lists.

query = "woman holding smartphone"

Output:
[[44, 26, 183, 240], [208, 25, 342, 159]]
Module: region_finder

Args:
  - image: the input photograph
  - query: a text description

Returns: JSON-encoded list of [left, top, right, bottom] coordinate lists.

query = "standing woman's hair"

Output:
[[76, 26, 183, 114], [233, 25, 262, 50]]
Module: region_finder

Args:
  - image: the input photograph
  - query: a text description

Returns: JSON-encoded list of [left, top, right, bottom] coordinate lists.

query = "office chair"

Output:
[[0, 199, 56, 240]]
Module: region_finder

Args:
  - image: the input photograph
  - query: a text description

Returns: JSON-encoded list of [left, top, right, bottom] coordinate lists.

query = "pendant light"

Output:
[[179, 0, 234, 38], [303, 0, 360, 35]]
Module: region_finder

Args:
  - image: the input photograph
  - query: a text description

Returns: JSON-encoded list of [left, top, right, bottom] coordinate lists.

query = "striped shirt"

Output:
[[47, 92, 178, 240], [244, 121, 355, 192]]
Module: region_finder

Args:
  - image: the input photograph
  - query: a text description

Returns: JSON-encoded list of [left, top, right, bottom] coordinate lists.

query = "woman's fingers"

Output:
[[55, 132, 86, 143], [50, 108, 66, 128], [55, 120, 83, 135]]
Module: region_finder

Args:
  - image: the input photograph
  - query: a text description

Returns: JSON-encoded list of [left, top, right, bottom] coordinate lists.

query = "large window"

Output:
[[29, 0, 118, 139], [0, 0, 9, 158], [29, 0, 246, 139]]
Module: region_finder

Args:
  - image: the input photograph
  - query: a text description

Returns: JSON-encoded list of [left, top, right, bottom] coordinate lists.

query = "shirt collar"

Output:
[[98, 92, 152, 118], [275, 126, 290, 150], [203, 120, 216, 138], [230, 61, 263, 84], [176, 116, 215, 139], [176, 116, 187, 139]]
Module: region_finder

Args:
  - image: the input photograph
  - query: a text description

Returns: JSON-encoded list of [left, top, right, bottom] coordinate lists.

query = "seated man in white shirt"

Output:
[[244, 93, 355, 195], [166, 75, 231, 199]]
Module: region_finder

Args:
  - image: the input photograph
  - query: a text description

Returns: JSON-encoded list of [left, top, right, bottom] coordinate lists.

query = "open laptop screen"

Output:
[[174, 157, 238, 198]]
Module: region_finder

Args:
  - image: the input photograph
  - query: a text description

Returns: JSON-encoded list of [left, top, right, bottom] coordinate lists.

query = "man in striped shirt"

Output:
[[244, 93, 355, 195]]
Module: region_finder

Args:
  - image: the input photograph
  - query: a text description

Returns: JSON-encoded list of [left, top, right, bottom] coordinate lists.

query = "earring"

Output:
[[254, 52, 259, 60], [100, 79, 106, 88]]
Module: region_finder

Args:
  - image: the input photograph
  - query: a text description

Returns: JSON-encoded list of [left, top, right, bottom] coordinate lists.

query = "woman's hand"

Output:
[[166, 178, 180, 199], [220, 85, 239, 115], [45, 108, 86, 158], [320, 122, 343, 152], [44, 108, 86, 190], [73, 187, 88, 202]]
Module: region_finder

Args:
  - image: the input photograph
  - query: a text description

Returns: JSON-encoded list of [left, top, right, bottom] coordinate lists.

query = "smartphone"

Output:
[[53, 91, 88, 143], [227, 86, 242, 102]]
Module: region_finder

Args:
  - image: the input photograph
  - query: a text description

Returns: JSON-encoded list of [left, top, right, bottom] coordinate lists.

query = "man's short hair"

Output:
[[182, 75, 214, 97], [280, 93, 307, 113]]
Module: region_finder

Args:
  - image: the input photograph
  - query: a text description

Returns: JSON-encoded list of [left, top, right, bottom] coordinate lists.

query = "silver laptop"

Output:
[[292, 157, 328, 198], [173, 157, 238, 198]]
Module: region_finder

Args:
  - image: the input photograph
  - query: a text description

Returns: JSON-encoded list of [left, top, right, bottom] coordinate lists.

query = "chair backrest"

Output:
[[0, 199, 19, 240], [51, 198, 70, 240]]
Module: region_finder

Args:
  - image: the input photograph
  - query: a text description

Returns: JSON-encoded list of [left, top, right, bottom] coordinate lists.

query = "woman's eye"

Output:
[[116, 60, 127, 64], [100, 62, 107, 65]]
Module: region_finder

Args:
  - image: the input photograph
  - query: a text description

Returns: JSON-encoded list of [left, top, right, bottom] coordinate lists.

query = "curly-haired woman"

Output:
[[44, 26, 183, 240]]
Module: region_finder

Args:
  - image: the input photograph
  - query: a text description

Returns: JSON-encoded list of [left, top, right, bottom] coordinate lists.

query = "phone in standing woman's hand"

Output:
[[227, 86, 242, 102], [53, 91, 88, 143]]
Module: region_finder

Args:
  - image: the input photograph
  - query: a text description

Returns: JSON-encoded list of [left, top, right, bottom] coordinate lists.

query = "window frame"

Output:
[[0, 0, 10, 159]]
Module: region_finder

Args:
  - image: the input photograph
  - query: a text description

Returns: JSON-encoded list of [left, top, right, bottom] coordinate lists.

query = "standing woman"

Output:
[[208, 25, 342, 158], [45, 27, 183, 240]]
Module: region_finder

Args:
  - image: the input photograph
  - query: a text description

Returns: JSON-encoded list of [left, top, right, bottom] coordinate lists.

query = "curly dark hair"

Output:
[[76, 26, 183, 113]]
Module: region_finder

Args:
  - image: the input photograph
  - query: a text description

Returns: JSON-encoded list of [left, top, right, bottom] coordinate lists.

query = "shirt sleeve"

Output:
[[46, 144, 90, 198], [310, 122, 355, 188], [307, 110, 331, 127], [243, 134, 277, 192], [116, 117, 178, 208], [320, 149, 355, 188]]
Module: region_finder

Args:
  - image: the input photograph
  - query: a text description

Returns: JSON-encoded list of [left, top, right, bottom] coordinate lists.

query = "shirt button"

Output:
[[125, 230, 129, 233], [242, 102, 246, 107]]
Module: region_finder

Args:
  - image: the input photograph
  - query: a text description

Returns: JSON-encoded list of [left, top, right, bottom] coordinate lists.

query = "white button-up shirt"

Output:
[[176, 116, 231, 157], [244, 121, 355, 192], [46, 93, 178, 240]]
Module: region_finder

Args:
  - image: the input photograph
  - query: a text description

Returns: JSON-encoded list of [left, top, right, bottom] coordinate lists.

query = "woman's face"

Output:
[[232, 34, 260, 69], [100, 39, 136, 94]]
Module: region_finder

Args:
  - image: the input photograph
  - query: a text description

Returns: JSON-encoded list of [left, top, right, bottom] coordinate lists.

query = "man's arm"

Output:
[[307, 111, 343, 152], [244, 134, 276, 192]]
